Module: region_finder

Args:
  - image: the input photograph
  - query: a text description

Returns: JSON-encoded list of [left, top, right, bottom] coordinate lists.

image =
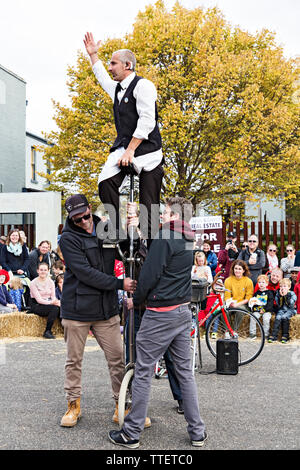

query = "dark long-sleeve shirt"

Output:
[[0, 284, 13, 306]]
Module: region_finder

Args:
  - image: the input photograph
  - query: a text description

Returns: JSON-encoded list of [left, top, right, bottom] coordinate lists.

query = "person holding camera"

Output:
[[217, 231, 240, 281]]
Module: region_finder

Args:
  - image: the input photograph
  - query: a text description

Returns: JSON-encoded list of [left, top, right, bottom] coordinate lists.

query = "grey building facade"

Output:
[[0, 64, 61, 249], [0, 64, 26, 193]]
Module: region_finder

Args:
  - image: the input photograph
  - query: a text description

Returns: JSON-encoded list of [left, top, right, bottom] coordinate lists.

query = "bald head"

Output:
[[114, 49, 136, 71]]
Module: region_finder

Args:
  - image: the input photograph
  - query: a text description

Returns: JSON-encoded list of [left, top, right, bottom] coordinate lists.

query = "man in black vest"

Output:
[[84, 32, 164, 243]]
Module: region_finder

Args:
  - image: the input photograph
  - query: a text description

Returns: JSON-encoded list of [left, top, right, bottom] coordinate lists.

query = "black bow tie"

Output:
[[116, 83, 122, 93]]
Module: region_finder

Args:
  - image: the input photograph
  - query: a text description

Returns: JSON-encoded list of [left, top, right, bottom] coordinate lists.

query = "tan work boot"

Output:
[[60, 398, 81, 427], [112, 403, 130, 424], [113, 404, 151, 428]]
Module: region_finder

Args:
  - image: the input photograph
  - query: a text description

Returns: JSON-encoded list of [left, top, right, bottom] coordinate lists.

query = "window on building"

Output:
[[31, 147, 37, 181], [46, 158, 51, 184]]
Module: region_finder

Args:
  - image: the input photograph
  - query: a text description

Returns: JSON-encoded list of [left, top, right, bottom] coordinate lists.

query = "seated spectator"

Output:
[[254, 267, 283, 315], [51, 260, 66, 283], [224, 260, 254, 311], [268, 278, 297, 343], [248, 274, 274, 339], [0, 269, 17, 313], [55, 273, 64, 305], [295, 250, 300, 267], [9, 276, 25, 311], [51, 244, 65, 265], [290, 266, 300, 291], [0, 229, 30, 278], [28, 240, 52, 280], [263, 243, 279, 274], [255, 267, 283, 293], [191, 251, 213, 284], [217, 231, 240, 281], [201, 240, 218, 278], [280, 244, 296, 278], [294, 271, 300, 314], [19, 231, 29, 252], [0, 235, 7, 258], [29, 262, 60, 339], [238, 234, 266, 286]]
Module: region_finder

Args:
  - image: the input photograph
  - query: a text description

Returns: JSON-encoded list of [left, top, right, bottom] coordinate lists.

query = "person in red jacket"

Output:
[[294, 271, 300, 314], [254, 267, 283, 293]]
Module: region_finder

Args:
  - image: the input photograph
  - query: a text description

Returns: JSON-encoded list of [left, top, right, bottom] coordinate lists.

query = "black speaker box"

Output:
[[216, 338, 239, 375]]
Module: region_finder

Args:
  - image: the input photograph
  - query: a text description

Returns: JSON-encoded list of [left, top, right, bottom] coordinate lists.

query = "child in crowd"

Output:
[[55, 273, 64, 306], [9, 276, 24, 311], [51, 260, 65, 282], [268, 278, 297, 343], [0, 269, 17, 313], [294, 271, 300, 315], [192, 251, 213, 283], [30, 262, 60, 339], [248, 274, 274, 339]]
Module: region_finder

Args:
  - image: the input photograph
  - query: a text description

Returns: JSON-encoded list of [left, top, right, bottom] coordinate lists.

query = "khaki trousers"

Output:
[[62, 315, 124, 402]]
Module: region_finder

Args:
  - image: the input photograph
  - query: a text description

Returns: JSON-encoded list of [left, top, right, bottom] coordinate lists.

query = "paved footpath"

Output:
[[0, 336, 299, 455]]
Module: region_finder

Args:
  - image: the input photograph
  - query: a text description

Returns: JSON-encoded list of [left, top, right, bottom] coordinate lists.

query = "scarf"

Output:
[[267, 253, 278, 270], [162, 219, 195, 241], [7, 242, 22, 256]]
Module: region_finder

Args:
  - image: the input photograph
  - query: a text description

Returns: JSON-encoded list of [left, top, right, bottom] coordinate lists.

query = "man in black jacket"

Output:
[[59, 194, 136, 427], [108, 197, 207, 449]]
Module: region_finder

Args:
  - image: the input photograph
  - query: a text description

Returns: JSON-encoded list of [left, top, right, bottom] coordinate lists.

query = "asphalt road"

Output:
[[0, 336, 299, 454]]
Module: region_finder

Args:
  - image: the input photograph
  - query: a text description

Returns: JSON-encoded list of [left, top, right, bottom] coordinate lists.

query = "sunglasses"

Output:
[[286, 249, 294, 252], [268, 249, 277, 252], [248, 240, 257, 243], [73, 213, 91, 224], [242, 244, 248, 248]]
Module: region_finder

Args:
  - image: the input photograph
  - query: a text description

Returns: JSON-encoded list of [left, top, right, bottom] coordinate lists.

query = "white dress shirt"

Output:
[[92, 60, 163, 184]]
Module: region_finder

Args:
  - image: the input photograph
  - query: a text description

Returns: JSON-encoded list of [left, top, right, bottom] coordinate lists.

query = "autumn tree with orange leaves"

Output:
[[41, 1, 300, 215]]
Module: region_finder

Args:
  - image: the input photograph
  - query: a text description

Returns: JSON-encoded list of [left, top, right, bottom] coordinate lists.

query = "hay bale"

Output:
[[0, 312, 63, 338], [289, 315, 300, 340], [269, 314, 300, 340]]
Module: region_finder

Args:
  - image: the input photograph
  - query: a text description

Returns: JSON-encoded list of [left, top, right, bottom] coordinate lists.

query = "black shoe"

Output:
[[108, 430, 140, 449], [191, 431, 208, 447], [43, 330, 55, 339], [177, 399, 184, 414]]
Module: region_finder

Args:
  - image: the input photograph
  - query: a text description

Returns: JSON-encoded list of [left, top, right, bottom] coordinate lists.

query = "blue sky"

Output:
[[0, 0, 299, 135]]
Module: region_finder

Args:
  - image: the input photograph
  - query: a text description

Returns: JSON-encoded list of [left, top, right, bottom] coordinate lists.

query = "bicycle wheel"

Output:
[[118, 367, 134, 428], [205, 308, 265, 366], [190, 306, 201, 373]]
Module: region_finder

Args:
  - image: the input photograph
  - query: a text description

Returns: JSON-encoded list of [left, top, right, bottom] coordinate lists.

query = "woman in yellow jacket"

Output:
[[224, 260, 254, 310]]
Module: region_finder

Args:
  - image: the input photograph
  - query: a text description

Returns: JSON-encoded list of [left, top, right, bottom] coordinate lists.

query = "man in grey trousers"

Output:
[[108, 197, 207, 448]]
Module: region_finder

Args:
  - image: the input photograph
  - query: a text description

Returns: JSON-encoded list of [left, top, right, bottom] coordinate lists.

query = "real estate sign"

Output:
[[190, 216, 223, 253]]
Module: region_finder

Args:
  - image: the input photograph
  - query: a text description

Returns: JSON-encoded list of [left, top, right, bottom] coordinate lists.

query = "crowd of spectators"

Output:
[[0, 229, 65, 338], [0, 227, 300, 342], [192, 231, 300, 343]]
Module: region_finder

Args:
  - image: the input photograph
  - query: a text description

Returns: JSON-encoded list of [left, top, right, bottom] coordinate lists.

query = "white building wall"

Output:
[[0, 192, 61, 249], [245, 196, 286, 230]]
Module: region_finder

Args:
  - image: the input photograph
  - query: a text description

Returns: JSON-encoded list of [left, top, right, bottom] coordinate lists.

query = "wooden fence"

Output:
[[223, 220, 300, 259], [1, 220, 299, 259]]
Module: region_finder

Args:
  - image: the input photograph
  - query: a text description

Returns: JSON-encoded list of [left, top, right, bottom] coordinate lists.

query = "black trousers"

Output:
[[98, 163, 164, 242], [271, 316, 291, 340], [30, 303, 60, 332]]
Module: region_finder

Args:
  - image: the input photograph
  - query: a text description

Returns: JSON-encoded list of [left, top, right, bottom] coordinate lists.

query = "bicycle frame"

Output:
[[197, 293, 236, 337]]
